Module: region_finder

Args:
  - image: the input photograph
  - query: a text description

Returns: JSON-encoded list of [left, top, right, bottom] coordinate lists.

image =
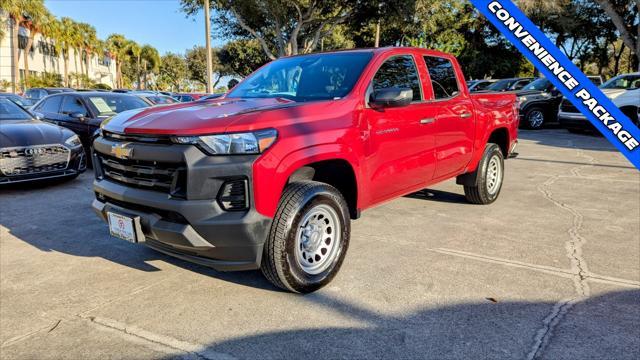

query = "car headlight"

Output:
[[173, 129, 278, 155], [518, 96, 528, 104], [64, 134, 82, 147]]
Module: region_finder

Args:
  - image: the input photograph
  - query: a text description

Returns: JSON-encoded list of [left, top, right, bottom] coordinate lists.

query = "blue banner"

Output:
[[470, 0, 640, 169]]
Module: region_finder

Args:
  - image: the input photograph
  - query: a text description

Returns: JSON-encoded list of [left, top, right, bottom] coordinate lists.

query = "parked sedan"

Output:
[[516, 78, 562, 129], [486, 78, 535, 92], [173, 93, 208, 102], [467, 79, 496, 92], [0, 93, 33, 108], [131, 92, 179, 105], [24, 87, 74, 104], [0, 98, 85, 184], [31, 92, 151, 155]]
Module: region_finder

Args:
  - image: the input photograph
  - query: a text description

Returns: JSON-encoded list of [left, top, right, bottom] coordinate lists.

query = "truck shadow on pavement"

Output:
[[404, 188, 469, 204], [161, 289, 640, 359], [0, 175, 280, 292]]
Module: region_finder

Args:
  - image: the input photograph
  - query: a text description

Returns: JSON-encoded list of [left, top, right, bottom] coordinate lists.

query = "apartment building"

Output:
[[0, 13, 117, 92]]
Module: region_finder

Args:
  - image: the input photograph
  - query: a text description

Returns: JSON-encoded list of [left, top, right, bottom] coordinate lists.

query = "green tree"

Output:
[[181, 0, 355, 59], [185, 46, 227, 87], [140, 45, 160, 89], [125, 41, 142, 89], [106, 34, 128, 88], [218, 39, 268, 76], [158, 53, 188, 91], [593, 0, 640, 71]]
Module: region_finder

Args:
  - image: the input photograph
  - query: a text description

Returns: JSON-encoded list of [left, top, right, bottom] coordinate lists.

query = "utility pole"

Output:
[[374, 20, 380, 48], [204, 0, 213, 93]]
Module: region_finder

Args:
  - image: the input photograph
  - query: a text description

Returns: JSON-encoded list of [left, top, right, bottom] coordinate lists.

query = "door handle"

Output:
[[420, 118, 435, 124], [459, 112, 472, 119]]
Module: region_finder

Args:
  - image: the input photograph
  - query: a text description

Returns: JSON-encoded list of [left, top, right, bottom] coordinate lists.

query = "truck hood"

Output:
[[101, 97, 298, 135]]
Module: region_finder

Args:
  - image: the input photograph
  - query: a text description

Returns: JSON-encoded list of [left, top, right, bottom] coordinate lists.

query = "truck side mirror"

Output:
[[370, 88, 413, 108]]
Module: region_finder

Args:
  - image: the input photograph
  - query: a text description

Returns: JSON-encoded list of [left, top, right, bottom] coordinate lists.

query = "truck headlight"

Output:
[[64, 134, 82, 148], [173, 129, 277, 155]]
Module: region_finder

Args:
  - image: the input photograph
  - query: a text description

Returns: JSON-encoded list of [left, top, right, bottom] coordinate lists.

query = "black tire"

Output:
[[261, 181, 350, 293], [523, 107, 545, 130], [464, 143, 504, 205]]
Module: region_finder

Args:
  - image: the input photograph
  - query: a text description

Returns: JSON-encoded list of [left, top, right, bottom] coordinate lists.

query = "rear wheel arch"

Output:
[[486, 127, 510, 157]]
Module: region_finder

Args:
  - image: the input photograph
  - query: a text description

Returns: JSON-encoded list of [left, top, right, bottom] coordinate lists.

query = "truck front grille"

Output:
[[97, 153, 186, 197], [560, 100, 579, 113], [0, 145, 70, 176]]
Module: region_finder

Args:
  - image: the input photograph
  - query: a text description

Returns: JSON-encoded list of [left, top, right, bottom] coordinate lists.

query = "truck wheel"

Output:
[[261, 181, 350, 293], [524, 107, 545, 129], [464, 144, 504, 205]]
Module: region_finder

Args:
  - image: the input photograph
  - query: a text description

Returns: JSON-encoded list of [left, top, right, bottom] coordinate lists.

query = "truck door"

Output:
[[363, 55, 437, 203], [423, 55, 475, 178]]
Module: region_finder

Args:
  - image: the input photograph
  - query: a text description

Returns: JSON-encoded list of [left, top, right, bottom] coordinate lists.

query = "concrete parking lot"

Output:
[[1, 129, 638, 359]]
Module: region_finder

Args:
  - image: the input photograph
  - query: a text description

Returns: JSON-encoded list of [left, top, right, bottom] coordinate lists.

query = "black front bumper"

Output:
[[92, 135, 272, 271]]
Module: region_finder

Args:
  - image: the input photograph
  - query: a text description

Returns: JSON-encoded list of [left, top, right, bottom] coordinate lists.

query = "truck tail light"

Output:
[[217, 179, 249, 211]]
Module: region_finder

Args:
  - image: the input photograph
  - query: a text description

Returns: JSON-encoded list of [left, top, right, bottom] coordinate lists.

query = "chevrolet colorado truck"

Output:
[[92, 48, 519, 293]]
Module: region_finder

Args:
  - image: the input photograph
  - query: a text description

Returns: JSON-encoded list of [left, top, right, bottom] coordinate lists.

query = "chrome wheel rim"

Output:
[[528, 110, 544, 128], [294, 204, 341, 275], [486, 155, 502, 195]]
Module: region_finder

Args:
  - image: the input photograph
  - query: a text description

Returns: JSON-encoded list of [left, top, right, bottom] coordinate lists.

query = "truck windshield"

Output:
[[600, 74, 640, 90], [228, 52, 373, 101]]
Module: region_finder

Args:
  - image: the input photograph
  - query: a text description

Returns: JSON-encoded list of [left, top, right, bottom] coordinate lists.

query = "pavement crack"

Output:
[[47, 319, 62, 333], [80, 315, 236, 360], [528, 142, 595, 360]]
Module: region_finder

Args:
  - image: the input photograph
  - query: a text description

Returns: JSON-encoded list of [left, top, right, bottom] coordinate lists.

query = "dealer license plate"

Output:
[[107, 212, 138, 243]]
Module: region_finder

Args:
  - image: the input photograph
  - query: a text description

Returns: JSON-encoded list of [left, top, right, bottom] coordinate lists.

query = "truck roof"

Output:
[[281, 46, 457, 60]]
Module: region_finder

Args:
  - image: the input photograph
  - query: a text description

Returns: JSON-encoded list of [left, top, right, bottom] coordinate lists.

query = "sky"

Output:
[[45, 0, 226, 55]]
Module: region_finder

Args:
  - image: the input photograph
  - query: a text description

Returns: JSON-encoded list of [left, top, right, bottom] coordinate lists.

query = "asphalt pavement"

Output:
[[1, 129, 638, 359]]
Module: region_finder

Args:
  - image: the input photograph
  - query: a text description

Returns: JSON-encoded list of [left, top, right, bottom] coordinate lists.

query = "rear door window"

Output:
[[372, 55, 422, 101], [423, 56, 460, 99]]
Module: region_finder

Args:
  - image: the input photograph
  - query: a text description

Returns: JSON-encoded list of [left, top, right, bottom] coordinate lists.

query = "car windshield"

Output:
[[2, 94, 31, 107], [0, 98, 32, 120], [228, 52, 373, 101], [85, 94, 150, 116], [523, 78, 551, 91], [600, 74, 640, 90], [487, 79, 516, 91]]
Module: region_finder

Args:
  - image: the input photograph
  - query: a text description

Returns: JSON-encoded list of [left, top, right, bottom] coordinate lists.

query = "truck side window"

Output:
[[372, 56, 422, 101], [424, 56, 460, 99]]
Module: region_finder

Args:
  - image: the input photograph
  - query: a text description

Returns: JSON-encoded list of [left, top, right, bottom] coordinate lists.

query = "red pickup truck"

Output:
[[92, 47, 518, 293]]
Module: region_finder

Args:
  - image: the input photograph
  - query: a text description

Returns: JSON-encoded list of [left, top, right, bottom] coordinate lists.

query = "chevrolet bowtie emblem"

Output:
[[111, 143, 133, 159]]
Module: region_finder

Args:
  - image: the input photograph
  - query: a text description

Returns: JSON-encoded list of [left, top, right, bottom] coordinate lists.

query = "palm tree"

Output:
[[21, 1, 50, 86], [77, 22, 97, 79], [140, 45, 160, 90], [106, 34, 127, 88], [3, 0, 41, 92], [59, 17, 76, 87], [125, 41, 142, 89]]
